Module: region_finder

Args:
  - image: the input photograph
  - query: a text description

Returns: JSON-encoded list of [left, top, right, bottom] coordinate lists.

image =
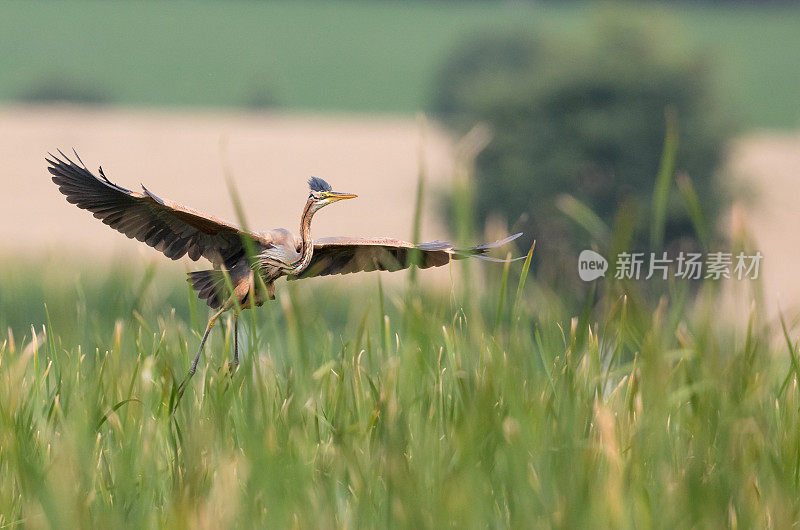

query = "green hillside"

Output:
[[1, 1, 798, 128]]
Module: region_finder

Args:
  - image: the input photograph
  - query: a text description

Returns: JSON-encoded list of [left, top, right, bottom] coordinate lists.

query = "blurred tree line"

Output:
[[432, 16, 733, 281]]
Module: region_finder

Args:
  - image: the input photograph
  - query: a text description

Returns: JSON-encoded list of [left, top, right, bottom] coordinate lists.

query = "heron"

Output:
[[47, 150, 522, 380]]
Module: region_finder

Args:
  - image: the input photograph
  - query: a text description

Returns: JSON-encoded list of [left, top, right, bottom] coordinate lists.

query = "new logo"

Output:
[[578, 250, 608, 281]]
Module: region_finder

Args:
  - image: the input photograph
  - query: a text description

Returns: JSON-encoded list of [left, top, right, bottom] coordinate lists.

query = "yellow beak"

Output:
[[326, 192, 358, 202]]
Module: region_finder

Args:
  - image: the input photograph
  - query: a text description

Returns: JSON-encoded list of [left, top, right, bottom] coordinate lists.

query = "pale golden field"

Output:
[[0, 104, 797, 317]]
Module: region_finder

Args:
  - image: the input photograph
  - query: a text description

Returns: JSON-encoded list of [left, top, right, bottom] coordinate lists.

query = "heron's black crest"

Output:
[[308, 177, 332, 193]]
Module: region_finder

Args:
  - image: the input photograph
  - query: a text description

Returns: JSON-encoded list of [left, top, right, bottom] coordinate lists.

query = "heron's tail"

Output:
[[188, 270, 231, 309], [447, 232, 526, 262]]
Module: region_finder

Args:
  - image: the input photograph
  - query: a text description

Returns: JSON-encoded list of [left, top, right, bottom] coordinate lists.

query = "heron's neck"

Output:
[[290, 199, 318, 274]]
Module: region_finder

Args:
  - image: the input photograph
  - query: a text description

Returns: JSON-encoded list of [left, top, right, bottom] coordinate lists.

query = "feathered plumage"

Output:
[[46, 149, 269, 266], [47, 149, 524, 381], [308, 176, 332, 193]]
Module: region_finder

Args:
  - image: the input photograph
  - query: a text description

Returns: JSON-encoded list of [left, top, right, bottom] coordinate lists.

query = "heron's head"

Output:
[[307, 177, 357, 209]]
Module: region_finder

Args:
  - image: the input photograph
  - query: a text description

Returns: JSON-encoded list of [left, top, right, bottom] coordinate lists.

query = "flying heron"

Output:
[[47, 150, 522, 379]]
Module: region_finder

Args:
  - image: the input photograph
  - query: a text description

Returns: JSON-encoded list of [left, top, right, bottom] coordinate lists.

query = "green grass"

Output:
[[1, 1, 799, 128], [0, 245, 799, 526], [1, 129, 798, 526]]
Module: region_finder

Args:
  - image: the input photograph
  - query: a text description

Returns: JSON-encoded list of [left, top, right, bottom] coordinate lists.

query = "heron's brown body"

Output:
[[46, 150, 521, 382]]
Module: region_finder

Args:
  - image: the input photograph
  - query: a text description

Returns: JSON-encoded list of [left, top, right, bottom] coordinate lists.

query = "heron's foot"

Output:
[[171, 371, 194, 415], [225, 361, 239, 376]]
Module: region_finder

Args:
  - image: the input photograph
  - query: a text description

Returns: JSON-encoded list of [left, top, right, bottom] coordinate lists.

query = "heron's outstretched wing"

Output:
[[47, 150, 266, 264], [289, 233, 523, 279]]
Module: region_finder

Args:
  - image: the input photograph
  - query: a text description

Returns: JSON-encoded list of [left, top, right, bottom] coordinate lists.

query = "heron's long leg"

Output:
[[189, 307, 225, 376], [172, 306, 226, 414]]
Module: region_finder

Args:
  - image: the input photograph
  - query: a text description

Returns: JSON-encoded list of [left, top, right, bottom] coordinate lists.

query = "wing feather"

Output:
[[47, 150, 267, 265], [290, 234, 522, 279]]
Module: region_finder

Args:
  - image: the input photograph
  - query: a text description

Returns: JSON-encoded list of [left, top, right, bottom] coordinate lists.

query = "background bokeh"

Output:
[[1, 2, 800, 526], [1, 0, 798, 314]]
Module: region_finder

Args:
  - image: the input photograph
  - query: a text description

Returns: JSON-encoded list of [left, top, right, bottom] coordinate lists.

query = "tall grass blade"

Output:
[[512, 242, 536, 319], [494, 254, 511, 332], [676, 172, 710, 249], [556, 194, 610, 243], [409, 114, 428, 284], [650, 107, 679, 250]]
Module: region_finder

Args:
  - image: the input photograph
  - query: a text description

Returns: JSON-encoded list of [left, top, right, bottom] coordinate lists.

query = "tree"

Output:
[[432, 17, 732, 276]]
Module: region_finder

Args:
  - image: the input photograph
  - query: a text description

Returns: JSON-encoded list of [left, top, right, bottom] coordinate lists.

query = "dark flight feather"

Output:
[[46, 150, 268, 265]]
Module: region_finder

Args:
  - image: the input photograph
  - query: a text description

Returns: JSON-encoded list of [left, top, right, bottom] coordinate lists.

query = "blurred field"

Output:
[[1, 1, 799, 128], [1, 104, 798, 318], [0, 104, 453, 257], [727, 132, 800, 320]]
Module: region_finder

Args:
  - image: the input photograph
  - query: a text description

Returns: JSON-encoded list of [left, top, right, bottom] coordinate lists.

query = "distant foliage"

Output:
[[432, 18, 732, 265], [17, 73, 111, 104], [242, 78, 281, 109]]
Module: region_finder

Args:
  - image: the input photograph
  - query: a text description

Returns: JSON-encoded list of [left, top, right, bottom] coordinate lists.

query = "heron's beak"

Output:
[[326, 192, 358, 202]]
